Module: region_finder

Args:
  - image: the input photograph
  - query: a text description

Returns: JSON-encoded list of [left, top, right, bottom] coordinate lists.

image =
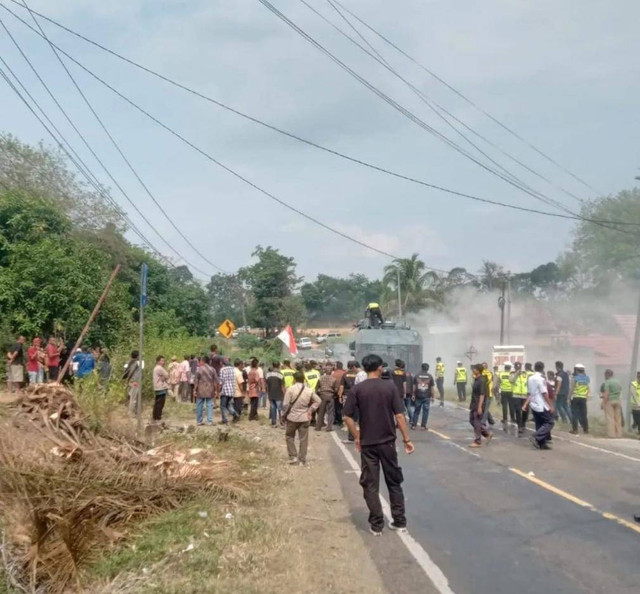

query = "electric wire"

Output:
[[256, 0, 636, 237], [330, 0, 596, 192], [0, 2, 636, 229], [18, 0, 225, 274], [323, 0, 588, 206]]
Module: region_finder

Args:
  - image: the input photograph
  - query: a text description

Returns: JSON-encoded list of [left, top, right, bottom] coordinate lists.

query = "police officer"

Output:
[[570, 364, 590, 434], [631, 371, 640, 433], [281, 360, 296, 391], [365, 302, 384, 328], [454, 361, 467, 402], [435, 357, 445, 407], [499, 363, 515, 430], [305, 361, 321, 425], [511, 362, 529, 436]]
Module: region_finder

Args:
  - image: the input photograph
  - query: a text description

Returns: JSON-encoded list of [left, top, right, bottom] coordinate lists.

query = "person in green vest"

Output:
[[510, 362, 529, 437], [281, 360, 296, 390], [454, 361, 468, 402], [570, 364, 590, 435], [601, 369, 623, 438], [499, 363, 515, 430], [630, 371, 640, 434], [435, 357, 445, 407], [365, 302, 384, 328]]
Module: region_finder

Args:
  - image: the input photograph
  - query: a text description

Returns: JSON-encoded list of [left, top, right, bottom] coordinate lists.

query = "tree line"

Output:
[[2, 132, 638, 344]]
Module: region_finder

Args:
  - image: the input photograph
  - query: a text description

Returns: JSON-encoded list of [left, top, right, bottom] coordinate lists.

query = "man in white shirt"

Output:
[[354, 361, 367, 385], [524, 361, 555, 450]]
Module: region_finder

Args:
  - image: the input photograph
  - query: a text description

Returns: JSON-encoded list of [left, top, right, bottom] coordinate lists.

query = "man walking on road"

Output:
[[343, 354, 414, 536], [524, 361, 554, 450], [454, 361, 467, 402], [469, 364, 493, 448], [435, 356, 445, 407]]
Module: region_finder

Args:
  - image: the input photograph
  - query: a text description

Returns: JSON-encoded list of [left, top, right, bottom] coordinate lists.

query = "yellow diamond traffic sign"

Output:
[[218, 319, 236, 339]]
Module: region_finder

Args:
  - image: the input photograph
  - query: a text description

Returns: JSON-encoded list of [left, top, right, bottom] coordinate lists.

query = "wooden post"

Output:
[[57, 265, 121, 381]]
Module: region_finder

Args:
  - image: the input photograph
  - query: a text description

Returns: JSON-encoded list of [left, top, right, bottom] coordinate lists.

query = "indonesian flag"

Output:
[[277, 325, 298, 355]]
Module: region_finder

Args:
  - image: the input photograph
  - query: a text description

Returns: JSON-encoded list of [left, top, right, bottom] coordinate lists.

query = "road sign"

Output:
[[218, 319, 236, 339]]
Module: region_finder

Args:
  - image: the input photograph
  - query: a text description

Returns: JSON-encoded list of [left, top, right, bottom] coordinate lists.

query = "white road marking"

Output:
[[567, 439, 640, 463], [331, 432, 456, 594]]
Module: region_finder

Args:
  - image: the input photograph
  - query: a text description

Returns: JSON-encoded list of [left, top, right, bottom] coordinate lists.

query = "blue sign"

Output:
[[140, 262, 148, 307]]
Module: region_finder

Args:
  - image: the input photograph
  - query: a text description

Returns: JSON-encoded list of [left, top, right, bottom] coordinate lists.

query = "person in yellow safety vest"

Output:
[[435, 357, 445, 407], [631, 371, 640, 435], [305, 360, 321, 425], [281, 360, 296, 390], [304, 361, 321, 391], [510, 361, 529, 436], [569, 364, 590, 434], [481, 362, 496, 426], [365, 302, 384, 328], [454, 361, 467, 402], [498, 363, 515, 430]]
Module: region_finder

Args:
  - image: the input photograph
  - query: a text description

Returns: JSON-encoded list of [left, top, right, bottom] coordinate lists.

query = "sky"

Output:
[[1, 0, 639, 283]]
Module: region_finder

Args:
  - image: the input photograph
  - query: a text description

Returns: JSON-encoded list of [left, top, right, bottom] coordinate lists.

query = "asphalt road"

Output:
[[330, 401, 640, 594]]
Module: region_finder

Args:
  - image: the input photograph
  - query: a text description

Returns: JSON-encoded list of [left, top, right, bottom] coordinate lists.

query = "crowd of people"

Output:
[[5, 335, 112, 391]]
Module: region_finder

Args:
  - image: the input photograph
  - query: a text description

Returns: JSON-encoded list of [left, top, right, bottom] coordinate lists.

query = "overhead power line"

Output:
[[18, 0, 225, 274], [320, 0, 587, 207], [330, 0, 596, 192], [0, 2, 636, 229], [0, 17, 213, 278], [255, 0, 636, 238]]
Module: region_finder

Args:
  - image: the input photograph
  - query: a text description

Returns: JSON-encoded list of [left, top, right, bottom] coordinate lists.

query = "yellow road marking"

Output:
[[429, 429, 451, 440], [510, 467, 640, 537], [601, 512, 640, 535], [509, 467, 594, 508]]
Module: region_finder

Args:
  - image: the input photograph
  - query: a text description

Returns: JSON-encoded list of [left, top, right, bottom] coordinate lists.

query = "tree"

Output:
[[239, 246, 303, 336], [476, 260, 506, 291], [207, 273, 247, 327], [0, 133, 121, 230], [562, 188, 640, 287]]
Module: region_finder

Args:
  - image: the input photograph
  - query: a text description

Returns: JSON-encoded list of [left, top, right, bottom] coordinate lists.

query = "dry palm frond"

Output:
[[0, 386, 261, 593]]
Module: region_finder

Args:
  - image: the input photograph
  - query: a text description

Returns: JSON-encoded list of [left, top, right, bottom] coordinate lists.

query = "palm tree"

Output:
[[382, 254, 444, 314]]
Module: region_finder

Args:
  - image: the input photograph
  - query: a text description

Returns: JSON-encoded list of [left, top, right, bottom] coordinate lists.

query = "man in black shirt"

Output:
[[469, 364, 493, 448], [344, 354, 414, 536], [411, 363, 435, 430], [339, 361, 358, 442]]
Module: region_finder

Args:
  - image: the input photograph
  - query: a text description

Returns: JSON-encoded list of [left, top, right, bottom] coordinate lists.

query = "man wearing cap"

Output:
[[454, 361, 467, 402]]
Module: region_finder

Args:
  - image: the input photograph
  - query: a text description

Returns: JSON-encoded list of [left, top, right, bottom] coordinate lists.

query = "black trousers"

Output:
[[456, 382, 467, 401], [360, 442, 406, 532], [532, 409, 554, 445], [334, 398, 343, 425], [632, 410, 640, 433], [234, 397, 244, 417], [249, 397, 259, 420], [571, 398, 589, 433], [513, 397, 527, 432], [501, 391, 514, 422], [153, 391, 167, 421]]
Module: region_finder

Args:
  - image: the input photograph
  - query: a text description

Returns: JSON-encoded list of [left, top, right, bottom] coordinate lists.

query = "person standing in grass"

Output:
[[152, 355, 169, 422], [247, 359, 263, 421], [178, 355, 191, 403], [266, 361, 285, 427], [233, 359, 246, 418], [45, 337, 61, 382], [194, 356, 218, 426], [283, 370, 321, 465], [6, 335, 26, 392], [167, 356, 180, 401], [219, 358, 240, 424]]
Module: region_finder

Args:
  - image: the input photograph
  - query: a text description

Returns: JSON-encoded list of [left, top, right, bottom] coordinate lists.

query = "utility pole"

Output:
[[498, 280, 506, 344], [396, 267, 403, 320], [506, 276, 512, 344], [626, 289, 640, 427]]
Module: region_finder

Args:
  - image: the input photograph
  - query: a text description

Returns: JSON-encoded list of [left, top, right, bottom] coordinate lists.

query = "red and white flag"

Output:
[[277, 325, 298, 355]]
